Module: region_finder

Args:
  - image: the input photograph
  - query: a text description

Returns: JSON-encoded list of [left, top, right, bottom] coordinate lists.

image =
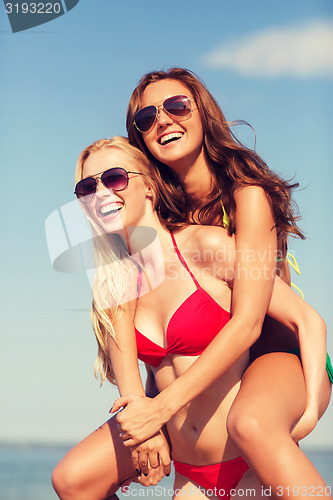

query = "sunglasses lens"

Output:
[[101, 168, 128, 191], [134, 105, 157, 132], [75, 178, 96, 203], [164, 95, 192, 117]]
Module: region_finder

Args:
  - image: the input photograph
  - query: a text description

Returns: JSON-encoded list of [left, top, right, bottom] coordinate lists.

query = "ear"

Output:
[[145, 184, 154, 201]]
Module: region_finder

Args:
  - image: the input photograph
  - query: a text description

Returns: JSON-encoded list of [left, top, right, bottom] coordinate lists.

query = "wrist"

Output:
[[154, 387, 183, 423], [119, 389, 146, 398]]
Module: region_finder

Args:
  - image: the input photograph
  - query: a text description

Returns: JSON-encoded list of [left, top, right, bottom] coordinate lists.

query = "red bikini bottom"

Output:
[[173, 456, 250, 500]]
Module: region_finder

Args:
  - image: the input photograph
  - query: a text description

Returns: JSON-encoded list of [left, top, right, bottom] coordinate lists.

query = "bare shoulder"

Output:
[[234, 183, 268, 200], [184, 225, 235, 264], [234, 184, 272, 209], [233, 184, 274, 231]]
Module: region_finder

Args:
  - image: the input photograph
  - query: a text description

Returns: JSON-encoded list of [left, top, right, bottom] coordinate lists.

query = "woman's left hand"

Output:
[[131, 431, 171, 476], [110, 394, 166, 446], [119, 431, 171, 491]]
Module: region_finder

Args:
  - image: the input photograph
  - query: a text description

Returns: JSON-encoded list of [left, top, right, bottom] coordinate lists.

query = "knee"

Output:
[[227, 405, 266, 449], [52, 460, 82, 500]]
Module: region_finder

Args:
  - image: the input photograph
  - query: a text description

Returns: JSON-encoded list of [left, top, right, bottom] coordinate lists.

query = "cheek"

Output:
[[193, 115, 204, 140], [85, 202, 99, 225], [196, 129, 204, 146]]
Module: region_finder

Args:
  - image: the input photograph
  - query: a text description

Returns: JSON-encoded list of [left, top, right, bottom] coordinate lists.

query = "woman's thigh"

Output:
[[52, 415, 135, 499], [228, 352, 330, 441], [233, 469, 266, 499], [228, 353, 306, 439]]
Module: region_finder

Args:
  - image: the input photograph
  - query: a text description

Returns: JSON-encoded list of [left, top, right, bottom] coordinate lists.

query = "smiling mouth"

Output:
[[159, 132, 183, 146], [99, 203, 123, 217]]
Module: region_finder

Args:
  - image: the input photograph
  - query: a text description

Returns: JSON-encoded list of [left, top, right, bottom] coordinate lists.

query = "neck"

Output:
[[122, 213, 177, 296], [123, 211, 173, 260], [180, 163, 213, 204], [167, 149, 213, 204]]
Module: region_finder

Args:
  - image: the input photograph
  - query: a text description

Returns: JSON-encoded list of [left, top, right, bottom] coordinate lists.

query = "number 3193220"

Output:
[[5, 3, 62, 14]]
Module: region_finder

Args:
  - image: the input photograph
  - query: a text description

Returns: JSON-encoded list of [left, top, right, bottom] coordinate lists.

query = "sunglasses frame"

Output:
[[74, 167, 143, 203], [134, 94, 196, 133]]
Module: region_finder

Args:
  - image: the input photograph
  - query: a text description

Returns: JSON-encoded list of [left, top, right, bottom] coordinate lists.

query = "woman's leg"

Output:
[[52, 415, 136, 500], [227, 353, 332, 500], [234, 469, 266, 499]]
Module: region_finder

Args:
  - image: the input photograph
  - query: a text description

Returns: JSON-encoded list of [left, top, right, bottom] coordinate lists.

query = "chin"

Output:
[[99, 215, 125, 235]]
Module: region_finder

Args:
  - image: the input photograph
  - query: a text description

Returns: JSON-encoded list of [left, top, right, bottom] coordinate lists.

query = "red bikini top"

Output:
[[135, 232, 230, 367]]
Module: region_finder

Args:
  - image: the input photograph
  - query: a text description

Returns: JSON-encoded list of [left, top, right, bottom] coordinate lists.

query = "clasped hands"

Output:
[[110, 394, 171, 488]]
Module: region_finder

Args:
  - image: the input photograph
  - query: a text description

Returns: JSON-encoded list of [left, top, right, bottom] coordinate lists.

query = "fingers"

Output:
[[121, 437, 139, 447], [146, 451, 160, 470], [131, 448, 148, 477], [110, 396, 129, 413], [135, 463, 167, 487], [128, 433, 171, 485], [131, 449, 141, 476], [135, 469, 161, 487], [131, 449, 159, 477], [138, 452, 149, 477], [159, 448, 172, 477], [118, 431, 132, 441], [157, 429, 171, 476], [117, 421, 140, 443]]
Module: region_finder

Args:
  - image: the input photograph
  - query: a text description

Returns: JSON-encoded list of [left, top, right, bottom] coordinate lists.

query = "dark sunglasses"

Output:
[[74, 167, 143, 203], [134, 95, 195, 133]]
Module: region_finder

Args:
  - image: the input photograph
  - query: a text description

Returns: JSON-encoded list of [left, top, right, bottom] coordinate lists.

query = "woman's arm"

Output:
[[108, 300, 146, 397], [113, 186, 279, 443], [265, 277, 327, 440], [109, 301, 171, 478]]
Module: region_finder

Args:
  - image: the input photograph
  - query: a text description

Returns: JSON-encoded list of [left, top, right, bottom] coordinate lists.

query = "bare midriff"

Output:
[[153, 352, 249, 465]]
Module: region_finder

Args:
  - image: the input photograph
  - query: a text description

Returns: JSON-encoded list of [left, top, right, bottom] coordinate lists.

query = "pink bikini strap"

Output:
[[137, 266, 143, 296], [170, 231, 200, 289]]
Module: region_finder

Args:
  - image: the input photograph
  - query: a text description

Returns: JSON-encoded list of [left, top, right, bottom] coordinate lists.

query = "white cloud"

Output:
[[204, 20, 333, 78]]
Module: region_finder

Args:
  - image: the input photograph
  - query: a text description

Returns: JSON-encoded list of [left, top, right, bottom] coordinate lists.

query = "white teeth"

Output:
[[160, 132, 183, 145], [100, 203, 122, 215]]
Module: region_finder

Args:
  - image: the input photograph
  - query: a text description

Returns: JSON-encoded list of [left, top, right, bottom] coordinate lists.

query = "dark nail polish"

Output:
[[143, 473, 148, 477], [135, 468, 140, 474]]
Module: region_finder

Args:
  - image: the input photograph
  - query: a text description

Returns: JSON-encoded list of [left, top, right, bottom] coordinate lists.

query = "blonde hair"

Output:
[[76, 137, 188, 385]]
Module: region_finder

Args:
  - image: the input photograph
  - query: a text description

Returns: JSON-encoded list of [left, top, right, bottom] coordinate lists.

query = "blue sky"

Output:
[[1, 0, 332, 448]]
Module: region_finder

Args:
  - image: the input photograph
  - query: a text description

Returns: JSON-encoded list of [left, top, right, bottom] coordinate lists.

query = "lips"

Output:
[[99, 202, 123, 217], [159, 132, 183, 145]]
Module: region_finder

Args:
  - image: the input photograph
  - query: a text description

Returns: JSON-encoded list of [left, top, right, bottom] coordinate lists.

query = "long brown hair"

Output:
[[126, 68, 304, 241]]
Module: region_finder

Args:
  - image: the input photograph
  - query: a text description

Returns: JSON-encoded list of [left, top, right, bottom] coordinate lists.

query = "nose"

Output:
[[94, 178, 119, 204], [95, 178, 110, 197], [156, 106, 173, 127]]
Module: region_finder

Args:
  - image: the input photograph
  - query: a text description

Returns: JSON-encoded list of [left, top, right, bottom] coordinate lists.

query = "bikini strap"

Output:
[[137, 267, 143, 296], [170, 231, 200, 289]]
